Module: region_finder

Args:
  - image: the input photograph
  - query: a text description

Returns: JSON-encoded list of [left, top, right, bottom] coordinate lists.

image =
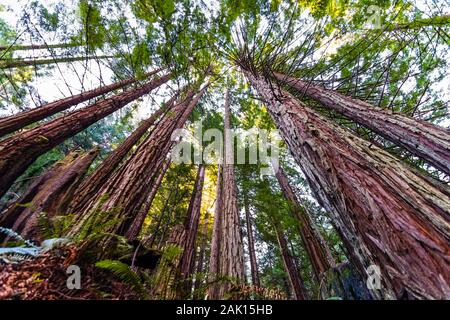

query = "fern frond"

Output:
[[0, 227, 38, 248]]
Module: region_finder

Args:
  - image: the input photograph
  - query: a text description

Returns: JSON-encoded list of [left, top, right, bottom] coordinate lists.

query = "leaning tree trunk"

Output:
[[68, 97, 172, 215], [0, 55, 112, 69], [193, 212, 209, 298], [0, 43, 80, 52], [208, 164, 223, 299], [243, 191, 260, 287], [274, 163, 335, 283], [177, 164, 206, 298], [0, 148, 98, 241], [0, 72, 171, 199], [124, 159, 171, 241], [273, 220, 308, 300], [0, 68, 163, 137], [68, 85, 207, 240], [274, 72, 450, 176], [218, 89, 246, 299], [245, 70, 450, 299]]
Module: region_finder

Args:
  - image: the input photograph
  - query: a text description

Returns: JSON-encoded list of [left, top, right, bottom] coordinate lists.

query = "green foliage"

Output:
[[95, 259, 150, 298]]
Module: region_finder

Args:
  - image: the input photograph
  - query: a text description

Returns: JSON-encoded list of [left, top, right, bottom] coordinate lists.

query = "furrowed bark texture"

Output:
[[0, 72, 171, 199], [193, 212, 209, 297], [124, 159, 171, 241], [243, 191, 260, 287], [273, 221, 308, 300], [275, 164, 335, 282], [208, 164, 223, 299], [274, 72, 450, 176], [69, 86, 207, 238], [68, 99, 171, 215], [245, 71, 450, 299], [178, 164, 206, 297], [0, 149, 98, 240], [218, 89, 246, 299], [0, 68, 162, 137]]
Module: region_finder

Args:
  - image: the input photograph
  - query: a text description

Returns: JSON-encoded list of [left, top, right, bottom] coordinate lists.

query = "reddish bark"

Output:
[[243, 191, 260, 287], [274, 164, 335, 282], [0, 149, 99, 241], [124, 159, 171, 241], [273, 220, 308, 300], [0, 68, 162, 137], [274, 72, 450, 176], [68, 99, 172, 215], [178, 164, 206, 297], [0, 72, 171, 199], [218, 89, 246, 298], [207, 164, 223, 299], [245, 70, 450, 299], [193, 212, 209, 297], [69, 85, 207, 239]]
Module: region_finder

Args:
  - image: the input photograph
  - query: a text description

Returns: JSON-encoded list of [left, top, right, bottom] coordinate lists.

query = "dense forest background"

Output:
[[0, 0, 449, 300]]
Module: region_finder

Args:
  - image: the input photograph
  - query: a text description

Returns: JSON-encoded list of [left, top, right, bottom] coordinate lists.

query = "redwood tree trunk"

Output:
[[124, 159, 171, 240], [208, 164, 223, 299], [68, 98, 171, 215], [273, 220, 308, 300], [0, 55, 112, 69], [274, 163, 335, 282], [0, 148, 98, 241], [0, 43, 80, 52], [178, 164, 206, 298], [274, 72, 450, 176], [245, 70, 450, 299], [193, 212, 209, 298], [218, 89, 246, 298], [0, 68, 162, 137], [0, 72, 171, 199], [68, 85, 207, 239], [243, 191, 260, 287]]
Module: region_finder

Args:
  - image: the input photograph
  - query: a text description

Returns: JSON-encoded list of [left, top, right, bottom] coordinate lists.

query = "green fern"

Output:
[[95, 259, 149, 299]]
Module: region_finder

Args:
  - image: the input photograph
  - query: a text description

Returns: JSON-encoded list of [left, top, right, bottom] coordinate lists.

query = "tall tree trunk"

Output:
[[68, 97, 171, 215], [68, 85, 207, 240], [0, 55, 112, 69], [178, 164, 206, 298], [208, 164, 223, 299], [245, 70, 450, 299], [274, 163, 335, 282], [0, 148, 98, 241], [193, 212, 209, 298], [274, 72, 450, 176], [272, 220, 308, 300], [0, 68, 163, 137], [124, 159, 171, 241], [0, 43, 80, 52], [243, 191, 260, 287], [218, 89, 246, 299], [0, 72, 171, 199]]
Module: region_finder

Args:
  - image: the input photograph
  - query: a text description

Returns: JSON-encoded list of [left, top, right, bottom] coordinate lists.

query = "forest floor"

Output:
[[0, 246, 139, 300]]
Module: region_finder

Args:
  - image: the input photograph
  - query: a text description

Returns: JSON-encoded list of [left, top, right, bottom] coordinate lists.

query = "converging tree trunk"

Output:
[[274, 163, 335, 283], [243, 191, 260, 287], [0, 148, 99, 241], [68, 85, 207, 240], [244, 70, 450, 299], [208, 164, 223, 299], [68, 97, 172, 215], [273, 220, 308, 300], [0, 68, 163, 137], [0, 43, 81, 52], [218, 89, 246, 299], [178, 164, 206, 298], [274, 72, 450, 176], [193, 212, 209, 298], [0, 72, 171, 199], [0, 55, 112, 69], [124, 159, 171, 241]]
